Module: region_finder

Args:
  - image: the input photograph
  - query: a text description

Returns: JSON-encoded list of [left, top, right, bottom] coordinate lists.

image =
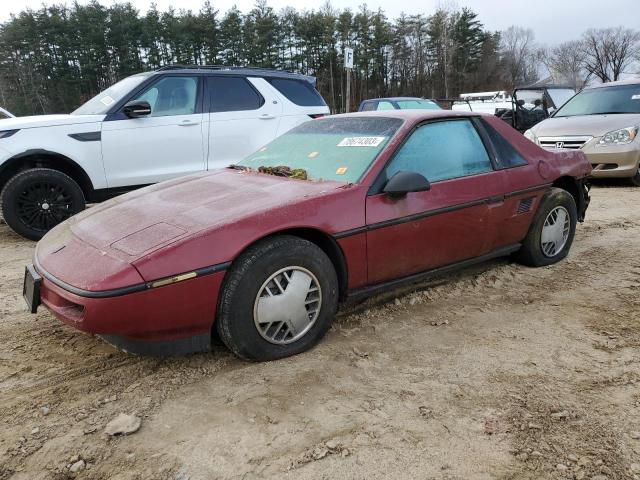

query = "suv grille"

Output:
[[538, 136, 592, 150]]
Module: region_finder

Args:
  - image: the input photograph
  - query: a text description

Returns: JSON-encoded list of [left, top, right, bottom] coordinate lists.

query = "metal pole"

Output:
[[345, 68, 351, 113]]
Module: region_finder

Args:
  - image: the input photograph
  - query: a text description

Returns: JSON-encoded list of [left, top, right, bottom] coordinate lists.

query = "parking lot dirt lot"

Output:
[[1, 185, 639, 480]]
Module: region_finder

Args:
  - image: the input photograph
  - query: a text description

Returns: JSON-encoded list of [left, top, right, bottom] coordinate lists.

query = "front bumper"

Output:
[[582, 144, 639, 179], [28, 262, 227, 355]]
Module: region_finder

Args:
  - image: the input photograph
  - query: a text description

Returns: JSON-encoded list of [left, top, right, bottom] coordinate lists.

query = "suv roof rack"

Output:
[[155, 65, 295, 74], [153, 64, 316, 86]]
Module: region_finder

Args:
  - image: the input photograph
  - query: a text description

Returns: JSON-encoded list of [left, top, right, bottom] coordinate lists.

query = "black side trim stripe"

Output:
[[346, 244, 521, 302], [68, 131, 101, 142], [34, 257, 230, 299], [334, 184, 552, 239]]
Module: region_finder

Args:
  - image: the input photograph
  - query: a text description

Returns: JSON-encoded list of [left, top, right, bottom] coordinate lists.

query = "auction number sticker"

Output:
[[337, 136, 385, 147], [100, 95, 115, 106], [632, 94, 640, 100]]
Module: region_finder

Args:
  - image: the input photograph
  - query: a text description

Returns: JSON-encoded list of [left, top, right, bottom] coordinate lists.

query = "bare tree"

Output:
[[541, 40, 589, 90], [581, 27, 640, 82], [500, 26, 538, 89]]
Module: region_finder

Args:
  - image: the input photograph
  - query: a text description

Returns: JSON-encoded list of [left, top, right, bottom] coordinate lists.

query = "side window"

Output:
[[385, 120, 493, 183], [133, 76, 198, 117], [376, 101, 395, 111], [208, 76, 264, 112], [360, 101, 376, 112], [266, 78, 326, 107], [480, 120, 528, 169]]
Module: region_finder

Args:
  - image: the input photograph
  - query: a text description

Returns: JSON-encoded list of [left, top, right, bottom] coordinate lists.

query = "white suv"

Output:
[[0, 66, 329, 239]]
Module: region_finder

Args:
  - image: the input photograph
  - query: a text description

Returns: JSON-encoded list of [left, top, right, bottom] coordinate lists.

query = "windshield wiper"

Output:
[[228, 164, 248, 171]]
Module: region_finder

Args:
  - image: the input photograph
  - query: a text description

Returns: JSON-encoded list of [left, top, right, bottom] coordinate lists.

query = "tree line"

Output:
[[0, 0, 638, 116]]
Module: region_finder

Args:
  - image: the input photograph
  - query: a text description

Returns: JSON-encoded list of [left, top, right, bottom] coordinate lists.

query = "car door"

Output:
[[207, 76, 281, 170], [101, 75, 206, 188], [365, 118, 507, 284]]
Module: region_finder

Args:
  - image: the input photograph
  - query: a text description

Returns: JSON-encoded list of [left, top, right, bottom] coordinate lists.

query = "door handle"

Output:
[[179, 120, 200, 126], [487, 195, 505, 204], [259, 114, 275, 120]]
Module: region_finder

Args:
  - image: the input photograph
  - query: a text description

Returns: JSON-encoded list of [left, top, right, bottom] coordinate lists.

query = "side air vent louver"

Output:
[[517, 197, 534, 214]]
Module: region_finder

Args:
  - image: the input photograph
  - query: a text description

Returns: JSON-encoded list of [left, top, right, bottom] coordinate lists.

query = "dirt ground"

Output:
[[1, 184, 639, 480]]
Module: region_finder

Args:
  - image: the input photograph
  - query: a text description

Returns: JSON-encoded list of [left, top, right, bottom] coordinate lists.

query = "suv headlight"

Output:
[[523, 129, 537, 144], [597, 126, 638, 146]]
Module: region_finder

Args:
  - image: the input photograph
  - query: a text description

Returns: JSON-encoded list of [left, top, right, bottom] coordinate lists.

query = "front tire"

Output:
[[629, 166, 640, 187], [1, 168, 86, 240], [216, 235, 338, 361], [515, 188, 577, 267]]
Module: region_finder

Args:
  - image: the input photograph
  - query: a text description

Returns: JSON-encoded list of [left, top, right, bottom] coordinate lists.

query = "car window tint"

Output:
[[209, 76, 264, 112], [376, 101, 395, 110], [266, 78, 326, 107], [360, 102, 376, 111], [386, 120, 492, 183], [481, 120, 528, 169], [134, 76, 198, 117]]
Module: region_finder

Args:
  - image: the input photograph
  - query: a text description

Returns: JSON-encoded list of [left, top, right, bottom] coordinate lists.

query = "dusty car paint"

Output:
[[29, 110, 592, 354]]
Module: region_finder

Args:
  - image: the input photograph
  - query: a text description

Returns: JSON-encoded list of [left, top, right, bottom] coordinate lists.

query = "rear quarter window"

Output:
[[266, 78, 326, 107], [480, 119, 528, 169]]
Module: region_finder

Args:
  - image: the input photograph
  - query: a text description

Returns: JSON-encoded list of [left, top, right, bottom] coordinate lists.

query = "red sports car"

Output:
[[24, 111, 591, 361]]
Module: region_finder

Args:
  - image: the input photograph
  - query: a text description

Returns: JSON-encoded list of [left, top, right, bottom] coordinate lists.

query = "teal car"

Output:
[[358, 97, 441, 112]]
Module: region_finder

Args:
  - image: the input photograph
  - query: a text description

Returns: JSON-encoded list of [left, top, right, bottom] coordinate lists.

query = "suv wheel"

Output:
[[1, 168, 86, 240]]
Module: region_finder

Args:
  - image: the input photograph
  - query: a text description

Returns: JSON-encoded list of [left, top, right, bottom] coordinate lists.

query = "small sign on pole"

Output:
[[344, 47, 354, 112], [344, 47, 354, 69]]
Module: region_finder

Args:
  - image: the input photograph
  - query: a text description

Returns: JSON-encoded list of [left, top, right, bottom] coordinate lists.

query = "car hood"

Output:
[[0, 114, 105, 130], [532, 113, 640, 137], [37, 168, 354, 286]]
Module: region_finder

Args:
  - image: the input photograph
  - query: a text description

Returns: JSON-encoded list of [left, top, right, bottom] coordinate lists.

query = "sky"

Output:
[[0, 0, 637, 46]]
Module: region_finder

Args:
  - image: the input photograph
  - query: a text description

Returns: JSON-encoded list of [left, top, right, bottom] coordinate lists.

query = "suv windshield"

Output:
[[554, 84, 640, 117], [72, 73, 151, 115], [239, 117, 403, 183]]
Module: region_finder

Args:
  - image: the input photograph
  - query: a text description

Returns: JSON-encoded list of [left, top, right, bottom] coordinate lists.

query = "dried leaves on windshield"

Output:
[[258, 166, 308, 180]]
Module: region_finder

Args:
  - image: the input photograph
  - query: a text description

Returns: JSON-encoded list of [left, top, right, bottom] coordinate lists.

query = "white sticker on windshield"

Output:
[[337, 136, 385, 147], [100, 95, 115, 106], [632, 94, 640, 100]]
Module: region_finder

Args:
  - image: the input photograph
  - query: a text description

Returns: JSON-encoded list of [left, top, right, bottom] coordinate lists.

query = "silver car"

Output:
[[525, 79, 640, 186]]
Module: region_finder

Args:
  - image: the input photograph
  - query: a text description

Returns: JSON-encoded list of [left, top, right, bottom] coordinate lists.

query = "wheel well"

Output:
[[0, 152, 94, 198], [552, 176, 579, 206], [250, 228, 349, 302]]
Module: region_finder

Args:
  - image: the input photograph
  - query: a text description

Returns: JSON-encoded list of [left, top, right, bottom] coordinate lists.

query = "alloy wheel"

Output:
[[16, 181, 74, 232], [253, 266, 322, 345], [540, 206, 570, 257]]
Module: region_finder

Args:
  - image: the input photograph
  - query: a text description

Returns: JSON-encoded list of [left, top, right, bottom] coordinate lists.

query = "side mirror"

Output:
[[123, 100, 151, 118], [383, 171, 431, 198]]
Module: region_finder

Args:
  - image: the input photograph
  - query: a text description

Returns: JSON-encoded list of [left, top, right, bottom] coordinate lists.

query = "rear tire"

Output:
[[515, 188, 577, 267], [216, 235, 338, 361], [1, 168, 86, 241]]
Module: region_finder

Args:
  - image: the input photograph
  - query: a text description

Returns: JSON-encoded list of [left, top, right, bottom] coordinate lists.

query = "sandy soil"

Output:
[[1, 185, 639, 480]]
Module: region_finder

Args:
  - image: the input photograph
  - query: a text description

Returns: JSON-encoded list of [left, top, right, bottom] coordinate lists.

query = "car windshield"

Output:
[[547, 88, 575, 109], [554, 84, 640, 117], [396, 99, 441, 110], [516, 89, 544, 108], [72, 73, 151, 115], [239, 117, 403, 183]]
